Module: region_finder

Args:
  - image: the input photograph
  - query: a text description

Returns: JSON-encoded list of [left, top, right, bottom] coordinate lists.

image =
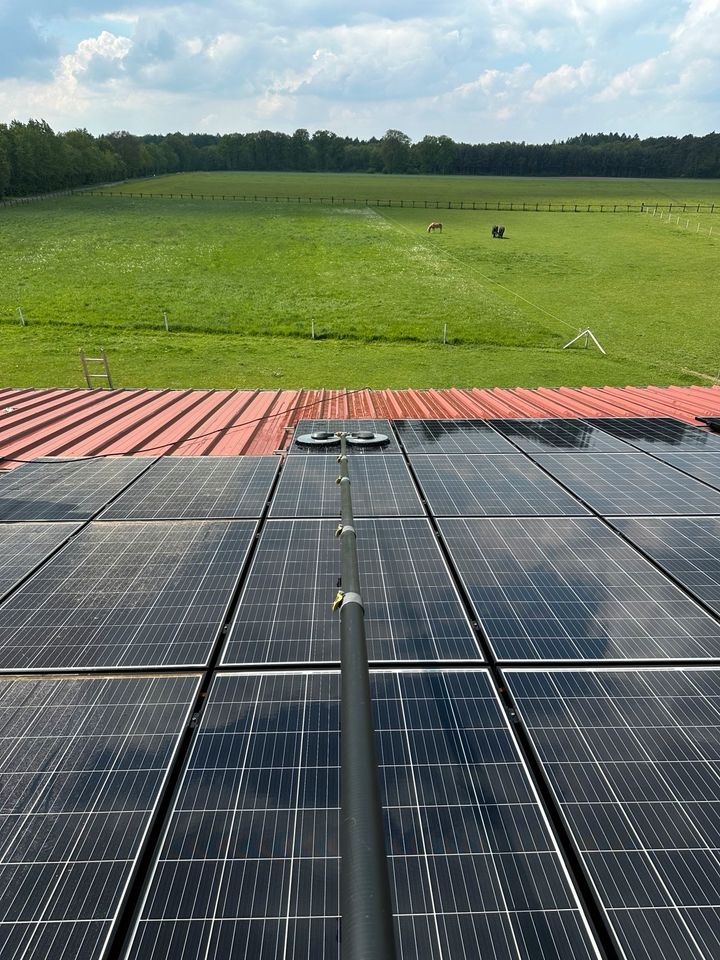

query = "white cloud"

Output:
[[58, 30, 132, 87], [529, 60, 595, 102]]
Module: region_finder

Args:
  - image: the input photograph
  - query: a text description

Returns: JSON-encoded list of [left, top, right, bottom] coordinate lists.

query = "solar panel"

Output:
[[439, 517, 720, 661], [270, 455, 424, 518], [100, 456, 279, 520], [532, 452, 720, 515], [652, 452, 720, 492], [394, 419, 515, 453], [585, 417, 720, 452], [505, 667, 720, 960], [0, 522, 80, 600], [0, 520, 255, 670], [289, 419, 398, 454], [222, 518, 479, 664], [610, 516, 720, 615], [123, 670, 602, 960], [0, 672, 200, 960], [489, 418, 635, 453], [0, 457, 152, 521], [410, 454, 590, 516]]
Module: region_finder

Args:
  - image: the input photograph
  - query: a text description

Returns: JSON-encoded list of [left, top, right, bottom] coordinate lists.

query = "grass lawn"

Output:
[[1, 172, 718, 389]]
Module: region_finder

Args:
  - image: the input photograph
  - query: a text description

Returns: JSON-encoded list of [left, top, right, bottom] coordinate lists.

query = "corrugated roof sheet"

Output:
[[2, 384, 720, 467]]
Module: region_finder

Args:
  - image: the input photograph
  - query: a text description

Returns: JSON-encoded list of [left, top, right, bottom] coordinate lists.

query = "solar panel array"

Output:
[[2, 416, 720, 960]]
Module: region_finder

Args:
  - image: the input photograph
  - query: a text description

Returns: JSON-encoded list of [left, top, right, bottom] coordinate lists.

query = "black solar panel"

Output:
[[394, 419, 515, 453], [653, 452, 720, 492], [439, 517, 720, 661], [0, 520, 255, 670], [411, 454, 590, 516], [270, 455, 423, 518], [100, 456, 278, 519], [586, 417, 720, 451], [124, 670, 602, 960], [289, 419, 397, 454], [0, 457, 152, 521], [0, 672, 200, 960], [610, 516, 720, 615], [489, 418, 634, 453], [532, 452, 720, 515], [0, 522, 79, 600], [505, 667, 720, 960], [222, 518, 479, 664]]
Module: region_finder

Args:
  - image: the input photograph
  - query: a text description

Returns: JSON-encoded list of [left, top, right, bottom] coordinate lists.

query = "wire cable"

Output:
[[0, 386, 370, 465]]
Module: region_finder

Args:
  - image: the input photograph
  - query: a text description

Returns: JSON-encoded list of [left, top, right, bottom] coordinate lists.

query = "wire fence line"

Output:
[[60, 191, 720, 214], [2, 187, 719, 214]]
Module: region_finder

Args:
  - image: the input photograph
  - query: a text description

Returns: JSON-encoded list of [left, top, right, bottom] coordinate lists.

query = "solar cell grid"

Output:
[[394, 419, 515, 454], [585, 417, 720, 452], [489, 418, 635, 453], [270, 455, 423, 518], [0, 457, 152, 522], [124, 670, 602, 960], [289, 419, 397, 454], [0, 520, 256, 670], [222, 518, 479, 664], [652, 452, 720, 492], [410, 454, 590, 516], [0, 672, 200, 960], [532, 452, 720, 515], [505, 667, 720, 960], [439, 516, 720, 661], [609, 516, 720, 615], [100, 456, 279, 520], [0, 522, 80, 600]]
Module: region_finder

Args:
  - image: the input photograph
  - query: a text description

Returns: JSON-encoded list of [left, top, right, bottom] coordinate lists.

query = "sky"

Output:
[[0, 0, 718, 142]]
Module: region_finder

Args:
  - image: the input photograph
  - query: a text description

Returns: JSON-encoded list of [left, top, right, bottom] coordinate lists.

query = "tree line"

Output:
[[1, 120, 719, 198]]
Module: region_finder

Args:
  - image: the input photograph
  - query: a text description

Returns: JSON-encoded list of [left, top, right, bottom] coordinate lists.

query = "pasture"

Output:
[[1, 172, 719, 389]]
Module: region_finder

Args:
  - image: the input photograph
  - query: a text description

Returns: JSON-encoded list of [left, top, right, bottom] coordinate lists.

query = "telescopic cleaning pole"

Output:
[[335, 433, 398, 960]]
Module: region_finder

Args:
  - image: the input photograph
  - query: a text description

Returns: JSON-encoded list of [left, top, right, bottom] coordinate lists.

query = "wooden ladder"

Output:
[[79, 349, 113, 388]]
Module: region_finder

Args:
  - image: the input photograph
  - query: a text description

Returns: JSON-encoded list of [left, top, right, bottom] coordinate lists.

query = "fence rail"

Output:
[[76, 191, 720, 214], [2, 188, 719, 215]]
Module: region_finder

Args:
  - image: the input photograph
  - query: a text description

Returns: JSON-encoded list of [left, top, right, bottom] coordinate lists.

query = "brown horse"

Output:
[[427, 221, 442, 233]]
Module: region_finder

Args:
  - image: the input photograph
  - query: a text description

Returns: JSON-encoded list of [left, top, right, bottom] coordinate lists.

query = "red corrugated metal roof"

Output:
[[2, 385, 720, 467]]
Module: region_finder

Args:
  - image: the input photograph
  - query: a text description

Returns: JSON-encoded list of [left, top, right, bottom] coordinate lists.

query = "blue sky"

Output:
[[0, 0, 718, 140]]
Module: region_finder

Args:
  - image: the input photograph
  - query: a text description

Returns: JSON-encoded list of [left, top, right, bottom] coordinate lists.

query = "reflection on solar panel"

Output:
[[586, 417, 720, 451], [411, 454, 589, 516], [532, 452, 720, 515], [489, 419, 633, 453], [610, 516, 720, 615], [0, 672, 199, 960], [101, 456, 279, 520], [0, 522, 79, 600], [439, 517, 720, 661], [124, 670, 602, 960], [0, 457, 152, 521], [653, 452, 720, 492], [223, 519, 479, 664], [270, 456, 423, 518], [505, 668, 720, 960], [289, 420, 397, 454], [0, 520, 255, 670], [394, 419, 515, 454]]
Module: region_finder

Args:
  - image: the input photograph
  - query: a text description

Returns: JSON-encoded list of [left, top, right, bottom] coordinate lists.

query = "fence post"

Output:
[[18, 307, 25, 327]]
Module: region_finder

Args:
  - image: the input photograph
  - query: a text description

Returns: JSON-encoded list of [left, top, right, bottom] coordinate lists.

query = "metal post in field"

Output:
[[17, 308, 25, 326], [443, 323, 447, 344], [163, 311, 169, 332], [335, 434, 397, 960], [311, 319, 315, 340]]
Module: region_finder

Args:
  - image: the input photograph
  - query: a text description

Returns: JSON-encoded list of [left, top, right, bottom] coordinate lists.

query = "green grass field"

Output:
[[1, 172, 719, 389]]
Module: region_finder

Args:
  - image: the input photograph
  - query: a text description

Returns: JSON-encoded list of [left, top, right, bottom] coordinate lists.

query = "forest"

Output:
[[1, 119, 719, 197]]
